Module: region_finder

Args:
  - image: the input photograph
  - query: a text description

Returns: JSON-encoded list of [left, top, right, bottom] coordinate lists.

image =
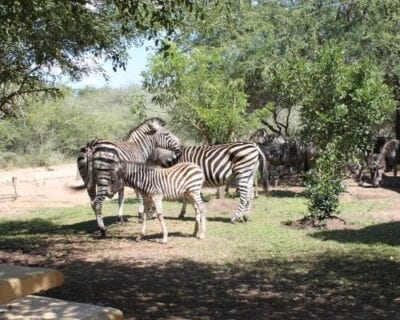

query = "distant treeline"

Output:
[[0, 86, 154, 168]]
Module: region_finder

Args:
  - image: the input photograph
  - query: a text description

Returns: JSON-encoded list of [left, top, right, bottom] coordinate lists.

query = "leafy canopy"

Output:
[[0, 0, 211, 118], [143, 44, 253, 144], [300, 44, 395, 220]]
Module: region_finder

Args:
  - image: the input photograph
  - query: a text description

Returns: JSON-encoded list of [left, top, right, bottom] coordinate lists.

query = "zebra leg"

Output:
[[154, 195, 168, 244], [187, 191, 206, 239], [254, 175, 258, 198], [90, 188, 107, 238], [178, 200, 187, 219], [136, 197, 150, 242], [117, 187, 125, 224], [136, 190, 145, 222], [231, 178, 250, 224], [243, 177, 255, 222]]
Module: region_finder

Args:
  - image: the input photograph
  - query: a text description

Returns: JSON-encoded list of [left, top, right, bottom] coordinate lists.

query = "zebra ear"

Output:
[[145, 128, 157, 135], [146, 118, 166, 134]]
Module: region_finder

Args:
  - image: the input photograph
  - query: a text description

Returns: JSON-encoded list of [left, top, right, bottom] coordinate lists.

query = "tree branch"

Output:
[[261, 119, 281, 134], [0, 88, 60, 110]]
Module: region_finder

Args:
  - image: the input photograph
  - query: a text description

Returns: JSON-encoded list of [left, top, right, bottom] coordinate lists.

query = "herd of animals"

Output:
[[350, 136, 400, 187], [76, 118, 399, 243]]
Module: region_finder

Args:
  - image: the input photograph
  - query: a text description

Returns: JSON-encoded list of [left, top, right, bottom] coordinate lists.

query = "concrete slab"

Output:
[[0, 264, 64, 304], [0, 295, 123, 320]]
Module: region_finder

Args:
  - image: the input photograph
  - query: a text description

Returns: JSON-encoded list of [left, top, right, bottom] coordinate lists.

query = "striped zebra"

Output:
[[115, 161, 206, 244], [77, 118, 182, 237], [124, 140, 268, 223]]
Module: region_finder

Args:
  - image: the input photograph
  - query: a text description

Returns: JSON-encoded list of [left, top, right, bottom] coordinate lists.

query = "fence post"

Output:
[[12, 176, 19, 200]]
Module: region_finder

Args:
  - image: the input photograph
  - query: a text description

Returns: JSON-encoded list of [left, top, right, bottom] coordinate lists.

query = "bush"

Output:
[[0, 86, 144, 168], [300, 44, 396, 220], [304, 145, 345, 221]]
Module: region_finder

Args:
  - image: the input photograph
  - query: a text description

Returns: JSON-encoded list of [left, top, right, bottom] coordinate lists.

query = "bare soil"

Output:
[[2, 163, 400, 218], [1, 164, 400, 319], [0, 164, 88, 215]]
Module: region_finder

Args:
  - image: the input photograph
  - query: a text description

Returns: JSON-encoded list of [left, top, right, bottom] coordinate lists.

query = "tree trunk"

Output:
[[395, 108, 400, 140]]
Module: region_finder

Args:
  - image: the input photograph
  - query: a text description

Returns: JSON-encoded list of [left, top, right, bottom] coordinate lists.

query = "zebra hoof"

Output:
[[197, 233, 205, 240], [243, 215, 249, 222], [99, 229, 106, 239], [231, 217, 238, 224]]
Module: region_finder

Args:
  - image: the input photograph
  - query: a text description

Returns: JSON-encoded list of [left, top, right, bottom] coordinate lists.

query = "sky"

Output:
[[67, 45, 153, 89]]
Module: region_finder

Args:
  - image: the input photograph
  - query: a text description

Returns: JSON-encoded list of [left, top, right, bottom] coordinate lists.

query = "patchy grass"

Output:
[[0, 193, 399, 319]]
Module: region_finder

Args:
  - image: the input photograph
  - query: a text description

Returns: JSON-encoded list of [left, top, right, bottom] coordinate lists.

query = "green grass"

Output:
[[0, 194, 399, 319], [1, 195, 398, 261]]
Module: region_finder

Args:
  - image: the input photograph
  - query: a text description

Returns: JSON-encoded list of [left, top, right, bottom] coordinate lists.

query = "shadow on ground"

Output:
[[0, 216, 135, 236], [361, 176, 400, 191], [40, 254, 400, 320], [268, 189, 305, 198], [1, 218, 399, 319], [381, 176, 400, 190], [0, 216, 134, 254], [311, 221, 400, 246]]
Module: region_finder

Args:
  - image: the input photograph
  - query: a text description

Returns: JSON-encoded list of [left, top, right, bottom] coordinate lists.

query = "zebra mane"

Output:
[[119, 161, 159, 173], [123, 118, 166, 141]]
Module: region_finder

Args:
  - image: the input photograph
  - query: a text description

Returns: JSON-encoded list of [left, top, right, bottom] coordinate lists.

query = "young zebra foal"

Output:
[[116, 161, 206, 243]]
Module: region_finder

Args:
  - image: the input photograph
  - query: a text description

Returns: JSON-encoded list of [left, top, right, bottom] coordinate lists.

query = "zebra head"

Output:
[[124, 118, 166, 141], [124, 118, 182, 159], [154, 131, 182, 158]]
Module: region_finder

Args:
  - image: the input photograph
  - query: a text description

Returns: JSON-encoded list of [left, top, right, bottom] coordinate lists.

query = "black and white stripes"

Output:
[[175, 142, 267, 223], [117, 162, 206, 243], [129, 142, 268, 223], [77, 118, 182, 237]]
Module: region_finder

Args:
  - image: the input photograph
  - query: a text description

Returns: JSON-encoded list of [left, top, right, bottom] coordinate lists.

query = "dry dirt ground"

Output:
[[1, 164, 400, 319], [0, 163, 91, 215], [2, 163, 400, 220]]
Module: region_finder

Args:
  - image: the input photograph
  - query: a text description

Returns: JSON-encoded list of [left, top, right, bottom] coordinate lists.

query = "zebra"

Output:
[[115, 161, 206, 244], [77, 118, 182, 237], [124, 140, 268, 224]]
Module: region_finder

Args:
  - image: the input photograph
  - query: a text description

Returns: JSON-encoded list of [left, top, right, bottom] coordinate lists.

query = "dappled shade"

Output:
[[311, 222, 400, 247], [41, 255, 400, 319], [2, 295, 122, 320], [0, 201, 399, 319]]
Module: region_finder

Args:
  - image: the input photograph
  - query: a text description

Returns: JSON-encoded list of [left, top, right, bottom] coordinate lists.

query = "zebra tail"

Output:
[[256, 144, 269, 193], [72, 142, 95, 191], [70, 184, 87, 190], [85, 145, 95, 191]]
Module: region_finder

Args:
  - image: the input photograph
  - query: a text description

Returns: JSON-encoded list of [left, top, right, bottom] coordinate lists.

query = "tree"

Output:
[[170, 1, 400, 135], [300, 44, 395, 222], [143, 44, 253, 143], [0, 85, 147, 167], [0, 0, 211, 118]]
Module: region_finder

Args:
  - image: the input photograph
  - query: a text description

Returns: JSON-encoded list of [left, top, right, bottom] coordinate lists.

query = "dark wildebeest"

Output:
[[351, 136, 393, 186], [249, 128, 286, 145], [369, 139, 400, 187], [249, 130, 317, 187], [258, 140, 317, 172]]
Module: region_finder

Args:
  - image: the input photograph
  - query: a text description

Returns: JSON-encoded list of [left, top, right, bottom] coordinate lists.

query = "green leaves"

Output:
[[0, 0, 214, 118], [0, 86, 143, 167], [300, 43, 396, 219], [143, 45, 252, 143]]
